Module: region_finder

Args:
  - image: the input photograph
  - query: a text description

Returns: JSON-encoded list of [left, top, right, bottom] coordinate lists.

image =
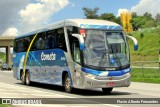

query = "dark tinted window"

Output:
[[14, 28, 67, 52], [45, 30, 57, 49], [31, 28, 67, 51], [31, 33, 45, 51], [67, 26, 79, 53], [14, 36, 33, 53], [57, 28, 67, 52]]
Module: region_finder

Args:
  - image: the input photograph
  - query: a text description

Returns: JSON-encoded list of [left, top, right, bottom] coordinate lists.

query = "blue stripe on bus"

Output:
[[81, 67, 131, 76], [80, 24, 123, 30]]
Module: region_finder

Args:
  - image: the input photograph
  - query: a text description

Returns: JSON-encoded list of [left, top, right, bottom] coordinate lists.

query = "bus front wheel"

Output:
[[64, 74, 72, 93], [102, 88, 113, 94], [21, 75, 26, 85]]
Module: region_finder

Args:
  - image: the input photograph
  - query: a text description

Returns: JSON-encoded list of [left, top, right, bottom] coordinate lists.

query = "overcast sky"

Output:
[[0, 0, 160, 37]]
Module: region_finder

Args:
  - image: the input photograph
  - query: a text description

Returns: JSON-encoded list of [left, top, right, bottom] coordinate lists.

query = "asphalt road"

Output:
[[0, 70, 160, 107]]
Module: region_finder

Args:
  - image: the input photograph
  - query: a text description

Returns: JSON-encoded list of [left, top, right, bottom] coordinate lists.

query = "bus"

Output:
[[13, 19, 138, 94]]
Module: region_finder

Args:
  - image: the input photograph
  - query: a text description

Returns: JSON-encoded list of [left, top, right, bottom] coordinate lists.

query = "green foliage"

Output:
[[131, 12, 158, 31], [130, 16, 145, 31], [131, 68, 160, 83], [140, 32, 144, 39], [132, 12, 137, 18], [82, 7, 121, 24], [0, 104, 11, 107], [155, 13, 160, 26], [0, 52, 5, 63], [82, 7, 160, 30], [99, 13, 115, 21], [82, 7, 99, 19], [129, 26, 160, 61], [143, 12, 153, 20]]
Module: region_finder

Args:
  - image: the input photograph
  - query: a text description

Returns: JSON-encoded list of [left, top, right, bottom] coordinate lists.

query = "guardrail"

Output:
[[131, 61, 160, 78], [131, 61, 160, 69]]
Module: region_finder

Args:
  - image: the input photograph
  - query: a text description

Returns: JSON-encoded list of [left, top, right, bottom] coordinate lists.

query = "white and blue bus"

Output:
[[13, 19, 138, 93]]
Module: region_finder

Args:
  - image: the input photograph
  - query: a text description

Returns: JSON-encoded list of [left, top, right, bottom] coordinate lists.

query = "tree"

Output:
[[143, 12, 156, 28], [155, 13, 160, 22], [99, 13, 115, 21], [132, 12, 137, 18], [114, 17, 121, 25], [155, 13, 160, 26], [82, 7, 99, 19], [143, 12, 153, 20], [82, 7, 121, 25], [130, 16, 145, 31]]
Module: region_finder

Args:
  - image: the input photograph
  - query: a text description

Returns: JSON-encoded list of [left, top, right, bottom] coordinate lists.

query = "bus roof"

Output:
[[15, 19, 122, 39], [65, 19, 120, 26]]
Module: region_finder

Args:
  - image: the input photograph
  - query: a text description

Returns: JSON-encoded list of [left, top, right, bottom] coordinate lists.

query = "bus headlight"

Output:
[[124, 72, 130, 77], [86, 73, 95, 79]]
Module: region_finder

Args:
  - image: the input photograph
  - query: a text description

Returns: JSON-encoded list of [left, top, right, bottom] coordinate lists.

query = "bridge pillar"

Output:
[[6, 46, 11, 65]]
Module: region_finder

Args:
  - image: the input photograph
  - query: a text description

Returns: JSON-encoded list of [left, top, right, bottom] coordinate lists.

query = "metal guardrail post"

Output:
[[159, 49, 160, 70], [142, 63, 144, 77]]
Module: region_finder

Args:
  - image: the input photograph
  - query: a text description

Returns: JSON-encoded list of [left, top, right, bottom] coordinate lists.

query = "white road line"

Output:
[[0, 82, 121, 107]]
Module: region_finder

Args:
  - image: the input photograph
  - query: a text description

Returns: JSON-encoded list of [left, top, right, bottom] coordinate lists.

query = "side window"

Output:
[[23, 37, 31, 51], [45, 30, 57, 49], [67, 26, 79, 51], [71, 37, 81, 63], [14, 39, 18, 52], [18, 39, 25, 52], [57, 28, 67, 52], [73, 41, 81, 63], [17, 38, 26, 52], [31, 33, 45, 51], [15, 37, 32, 53]]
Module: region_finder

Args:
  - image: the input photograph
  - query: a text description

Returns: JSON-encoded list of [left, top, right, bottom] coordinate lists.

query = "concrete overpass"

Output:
[[0, 36, 15, 65]]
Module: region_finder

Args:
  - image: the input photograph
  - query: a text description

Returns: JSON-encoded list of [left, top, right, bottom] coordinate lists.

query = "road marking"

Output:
[[0, 82, 121, 107]]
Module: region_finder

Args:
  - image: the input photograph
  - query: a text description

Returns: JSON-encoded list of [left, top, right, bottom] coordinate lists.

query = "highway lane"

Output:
[[0, 70, 160, 107]]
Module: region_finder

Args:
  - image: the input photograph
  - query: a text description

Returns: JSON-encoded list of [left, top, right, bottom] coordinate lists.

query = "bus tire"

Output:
[[102, 88, 113, 94], [26, 72, 31, 86], [21, 75, 26, 85], [64, 74, 72, 93]]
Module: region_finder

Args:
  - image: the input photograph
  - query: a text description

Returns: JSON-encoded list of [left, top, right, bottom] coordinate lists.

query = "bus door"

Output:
[[71, 36, 84, 87]]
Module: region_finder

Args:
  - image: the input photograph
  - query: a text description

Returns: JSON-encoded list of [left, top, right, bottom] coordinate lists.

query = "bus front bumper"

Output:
[[83, 73, 131, 89]]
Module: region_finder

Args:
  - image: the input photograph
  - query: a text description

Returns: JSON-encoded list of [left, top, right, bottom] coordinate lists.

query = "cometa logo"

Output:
[[41, 52, 56, 61]]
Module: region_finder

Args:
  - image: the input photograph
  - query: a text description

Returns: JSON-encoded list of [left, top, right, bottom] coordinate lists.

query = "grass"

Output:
[[128, 27, 160, 83], [131, 68, 160, 84], [128, 26, 160, 62], [0, 52, 5, 63], [0, 105, 11, 107]]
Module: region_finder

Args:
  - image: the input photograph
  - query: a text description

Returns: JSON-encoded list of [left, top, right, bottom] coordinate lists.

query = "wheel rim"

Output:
[[26, 74, 29, 85], [65, 76, 71, 91]]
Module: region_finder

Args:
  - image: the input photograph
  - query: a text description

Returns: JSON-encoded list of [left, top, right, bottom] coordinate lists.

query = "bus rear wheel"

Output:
[[102, 88, 113, 94], [64, 74, 72, 93], [26, 72, 31, 86]]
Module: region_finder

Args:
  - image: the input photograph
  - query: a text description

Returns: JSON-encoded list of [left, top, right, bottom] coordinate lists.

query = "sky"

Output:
[[0, 0, 160, 37]]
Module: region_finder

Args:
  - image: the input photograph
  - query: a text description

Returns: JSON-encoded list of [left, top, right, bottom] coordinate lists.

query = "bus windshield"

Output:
[[83, 30, 130, 69]]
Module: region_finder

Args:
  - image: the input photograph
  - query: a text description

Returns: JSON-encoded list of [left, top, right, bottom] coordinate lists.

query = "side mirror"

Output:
[[126, 35, 138, 51], [72, 34, 85, 50]]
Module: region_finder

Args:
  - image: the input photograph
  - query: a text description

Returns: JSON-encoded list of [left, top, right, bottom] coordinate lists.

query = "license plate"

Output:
[[106, 82, 116, 86]]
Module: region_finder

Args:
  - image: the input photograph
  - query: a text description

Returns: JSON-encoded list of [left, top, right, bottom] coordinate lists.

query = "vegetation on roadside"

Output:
[[131, 68, 160, 84], [0, 52, 5, 63], [128, 26, 160, 62], [0, 104, 11, 107]]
